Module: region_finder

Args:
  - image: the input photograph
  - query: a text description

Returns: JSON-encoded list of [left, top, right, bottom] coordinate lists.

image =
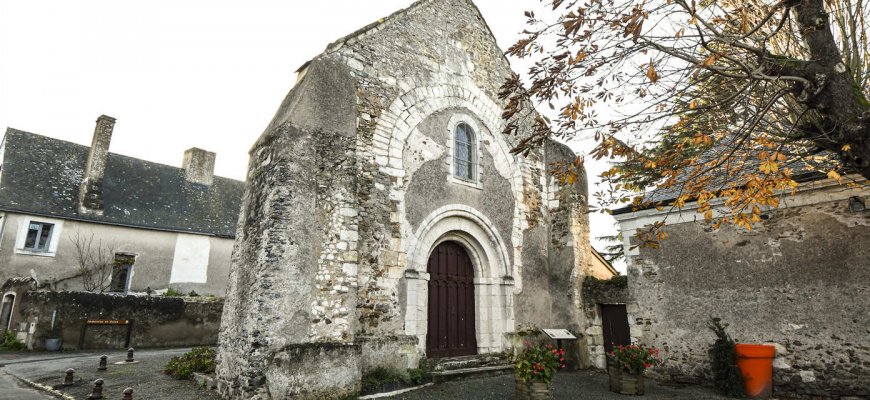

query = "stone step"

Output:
[[421, 354, 509, 372], [429, 365, 514, 383]]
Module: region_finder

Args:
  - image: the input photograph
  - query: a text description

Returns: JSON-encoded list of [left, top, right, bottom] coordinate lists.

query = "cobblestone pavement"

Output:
[[1, 348, 218, 400], [387, 370, 735, 400]]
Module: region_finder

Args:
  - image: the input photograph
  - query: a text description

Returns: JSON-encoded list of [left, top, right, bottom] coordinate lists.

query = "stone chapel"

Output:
[[216, 0, 596, 398]]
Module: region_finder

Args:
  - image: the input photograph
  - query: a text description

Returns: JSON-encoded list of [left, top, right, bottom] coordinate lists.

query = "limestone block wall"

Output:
[[615, 180, 870, 399], [216, 0, 593, 398]]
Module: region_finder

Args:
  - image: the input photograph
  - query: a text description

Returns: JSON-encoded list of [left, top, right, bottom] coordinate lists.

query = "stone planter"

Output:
[[45, 338, 62, 351], [608, 367, 644, 395], [515, 377, 553, 400]]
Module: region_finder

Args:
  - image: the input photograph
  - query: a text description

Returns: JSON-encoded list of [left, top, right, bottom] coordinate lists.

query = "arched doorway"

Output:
[[1, 293, 15, 333], [426, 241, 477, 357]]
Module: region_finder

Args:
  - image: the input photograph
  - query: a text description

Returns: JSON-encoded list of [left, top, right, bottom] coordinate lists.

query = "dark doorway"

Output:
[[109, 254, 135, 294], [427, 241, 477, 358], [0, 294, 14, 333], [600, 304, 631, 356]]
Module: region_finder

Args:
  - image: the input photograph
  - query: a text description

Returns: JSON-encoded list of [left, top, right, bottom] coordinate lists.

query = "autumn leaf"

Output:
[[759, 160, 778, 174], [646, 61, 659, 83], [828, 170, 841, 180], [842, 144, 852, 151]]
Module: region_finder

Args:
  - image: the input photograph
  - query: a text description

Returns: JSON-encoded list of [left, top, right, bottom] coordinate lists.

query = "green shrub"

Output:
[[708, 318, 746, 397], [164, 287, 184, 297], [0, 331, 25, 350], [165, 347, 216, 380]]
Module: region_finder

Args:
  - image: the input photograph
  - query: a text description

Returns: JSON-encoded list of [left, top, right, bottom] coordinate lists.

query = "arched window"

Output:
[[454, 123, 475, 181]]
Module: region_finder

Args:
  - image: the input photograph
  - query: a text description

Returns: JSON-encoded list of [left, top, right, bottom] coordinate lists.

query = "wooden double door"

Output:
[[426, 241, 477, 358]]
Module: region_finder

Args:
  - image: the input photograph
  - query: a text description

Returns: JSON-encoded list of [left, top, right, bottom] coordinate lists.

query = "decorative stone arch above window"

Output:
[[446, 114, 484, 189]]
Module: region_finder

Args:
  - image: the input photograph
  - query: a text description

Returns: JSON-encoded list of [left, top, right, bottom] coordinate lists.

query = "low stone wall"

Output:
[[357, 335, 420, 373], [13, 290, 223, 349]]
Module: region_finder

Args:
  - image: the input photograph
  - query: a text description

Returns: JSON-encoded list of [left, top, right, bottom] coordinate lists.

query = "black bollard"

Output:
[[63, 368, 75, 386], [125, 348, 134, 362], [98, 355, 108, 371], [88, 378, 104, 399], [122, 387, 133, 400]]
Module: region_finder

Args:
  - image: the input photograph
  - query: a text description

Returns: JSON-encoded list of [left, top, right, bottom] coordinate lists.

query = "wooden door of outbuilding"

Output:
[[426, 241, 477, 358], [601, 304, 631, 356]]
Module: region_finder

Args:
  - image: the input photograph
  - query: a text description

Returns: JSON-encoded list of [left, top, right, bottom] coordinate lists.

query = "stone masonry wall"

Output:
[[620, 187, 870, 399], [7, 288, 222, 349], [216, 0, 592, 398]]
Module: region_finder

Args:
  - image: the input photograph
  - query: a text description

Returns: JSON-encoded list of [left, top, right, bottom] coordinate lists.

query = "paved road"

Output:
[[0, 371, 54, 400], [1, 348, 218, 400]]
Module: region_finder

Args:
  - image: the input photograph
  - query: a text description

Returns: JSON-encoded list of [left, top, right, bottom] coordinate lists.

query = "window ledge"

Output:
[[15, 248, 56, 258], [447, 175, 483, 190]]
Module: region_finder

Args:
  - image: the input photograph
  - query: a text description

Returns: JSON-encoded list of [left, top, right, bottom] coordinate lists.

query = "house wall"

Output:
[[615, 180, 870, 399], [0, 212, 233, 296]]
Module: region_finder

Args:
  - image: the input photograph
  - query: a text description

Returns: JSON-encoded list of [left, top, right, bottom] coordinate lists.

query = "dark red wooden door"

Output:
[[427, 241, 477, 358], [601, 304, 631, 356]]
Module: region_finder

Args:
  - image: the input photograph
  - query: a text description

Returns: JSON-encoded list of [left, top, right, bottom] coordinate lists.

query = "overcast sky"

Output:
[[0, 0, 625, 272]]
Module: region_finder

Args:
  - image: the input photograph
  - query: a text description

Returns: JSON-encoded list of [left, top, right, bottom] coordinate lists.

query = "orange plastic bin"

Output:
[[735, 344, 775, 398]]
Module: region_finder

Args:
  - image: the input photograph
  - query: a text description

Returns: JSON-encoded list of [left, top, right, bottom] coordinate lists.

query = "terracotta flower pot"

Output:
[[515, 377, 553, 400], [608, 366, 645, 395]]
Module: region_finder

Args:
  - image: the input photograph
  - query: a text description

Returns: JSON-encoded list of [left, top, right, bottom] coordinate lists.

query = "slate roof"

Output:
[[611, 136, 834, 216], [0, 128, 245, 237]]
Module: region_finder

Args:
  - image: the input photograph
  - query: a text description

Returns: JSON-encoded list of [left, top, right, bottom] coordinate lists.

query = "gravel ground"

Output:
[[1, 348, 219, 400], [387, 370, 735, 400]]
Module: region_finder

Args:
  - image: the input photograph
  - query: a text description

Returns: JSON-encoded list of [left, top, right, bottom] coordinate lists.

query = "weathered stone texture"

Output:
[[217, 1, 593, 398], [623, 196, 870, 398]]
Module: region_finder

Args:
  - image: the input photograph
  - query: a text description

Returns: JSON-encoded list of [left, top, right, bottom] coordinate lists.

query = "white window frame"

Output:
[[446, 114, 484, 189], [15, 216, 63, 257]]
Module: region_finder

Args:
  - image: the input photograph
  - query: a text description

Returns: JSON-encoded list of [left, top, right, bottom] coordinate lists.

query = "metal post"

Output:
[[122, 387, 133, 400], [63, 368, 75, 386], [124, 319, 134, 349], [98, 355, 108, 371], [126, 348, 134, 363], [88, 379, 104, 399]]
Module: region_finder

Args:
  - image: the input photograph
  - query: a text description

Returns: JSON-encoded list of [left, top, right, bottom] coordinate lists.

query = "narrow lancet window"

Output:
[[454, 123, 475, 181]]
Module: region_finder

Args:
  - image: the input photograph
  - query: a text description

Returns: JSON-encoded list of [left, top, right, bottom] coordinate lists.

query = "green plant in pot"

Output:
[[42, 323, 63, 351], [504, 341, 566, 400], [607, 344, 661, 395]]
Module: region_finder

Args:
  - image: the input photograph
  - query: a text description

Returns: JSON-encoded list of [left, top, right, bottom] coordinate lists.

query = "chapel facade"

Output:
[[215, 1, 595, 398]]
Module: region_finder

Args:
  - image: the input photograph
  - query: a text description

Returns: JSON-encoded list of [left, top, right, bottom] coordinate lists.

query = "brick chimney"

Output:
[[78, 115, 116, 216], [183, 148, 216, 186]]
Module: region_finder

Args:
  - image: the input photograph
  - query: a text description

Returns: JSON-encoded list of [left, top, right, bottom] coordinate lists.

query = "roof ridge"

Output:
[[3, 127, 243, 184]]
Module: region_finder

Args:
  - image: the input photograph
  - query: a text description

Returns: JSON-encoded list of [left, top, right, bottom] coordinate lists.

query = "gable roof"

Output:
[[0, 128, 245, 237], [298, 0, 508, 71], [591, 247, 618, 276], [611, 134, 836, 215]]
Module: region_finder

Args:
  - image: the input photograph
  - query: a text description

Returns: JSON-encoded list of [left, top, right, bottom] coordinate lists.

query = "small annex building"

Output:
[[613, 172, 870, 397], [215, 0, 603, 398], [0, 116, 244, 338]]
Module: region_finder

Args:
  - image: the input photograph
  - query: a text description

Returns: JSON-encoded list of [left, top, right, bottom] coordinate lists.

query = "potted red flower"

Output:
[[607, 344, 662, 395], [504, 341, 566, 400]]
